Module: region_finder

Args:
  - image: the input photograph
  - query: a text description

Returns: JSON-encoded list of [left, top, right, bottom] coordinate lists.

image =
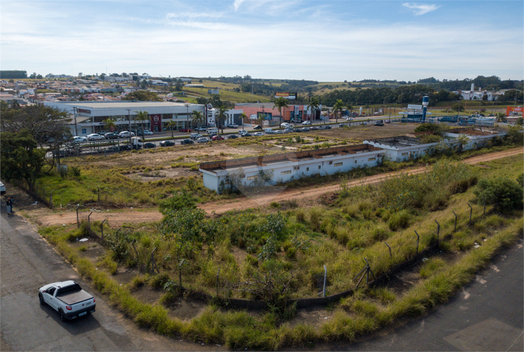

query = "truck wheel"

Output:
[[39, 293, 45, 305], [59, 309, 66, 322]]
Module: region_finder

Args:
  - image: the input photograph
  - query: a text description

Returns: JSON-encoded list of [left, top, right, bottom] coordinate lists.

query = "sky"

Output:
[[1, 0, 523, 82]]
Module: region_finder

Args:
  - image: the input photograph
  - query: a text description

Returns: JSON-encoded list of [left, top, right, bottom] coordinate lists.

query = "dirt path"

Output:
[[33, 148, 523, 226]]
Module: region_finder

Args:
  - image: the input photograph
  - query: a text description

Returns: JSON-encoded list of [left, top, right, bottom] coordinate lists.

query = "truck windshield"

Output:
[[56, 284, 82, 296]]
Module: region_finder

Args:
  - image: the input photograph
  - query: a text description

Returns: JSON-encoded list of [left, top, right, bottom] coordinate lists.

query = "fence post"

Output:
[[385, 242, 392, 258], [322, 265, 327, 298], [179, 259, 185, 289], [435, 220, 440, 244], [216, 268, 221, 297], [100, 219, 107, 239], [42, 186, 47, 198], [87, 212, 93, 232], [483, 199, 486, 216], [452, 211, 457, 232], [415, 231, 420, 254], [49, 189, 56, 209], [97, 186, 100, 203], [76, 205, 80, 228], [467, 203, 473, 223]]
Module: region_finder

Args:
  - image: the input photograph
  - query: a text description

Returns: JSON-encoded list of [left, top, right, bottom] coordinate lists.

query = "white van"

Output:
[[207, 127, 218, 134]]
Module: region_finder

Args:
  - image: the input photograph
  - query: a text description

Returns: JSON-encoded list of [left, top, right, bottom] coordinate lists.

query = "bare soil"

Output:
[[17, 148, 524, 227]]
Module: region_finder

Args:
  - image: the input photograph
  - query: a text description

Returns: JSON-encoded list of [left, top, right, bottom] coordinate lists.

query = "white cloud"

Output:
[[402, 3, 441, 16], [233, 0, 245, 11]]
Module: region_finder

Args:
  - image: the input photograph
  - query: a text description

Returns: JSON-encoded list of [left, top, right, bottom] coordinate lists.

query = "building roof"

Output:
[[365, 136, 425, 147], [200, 144, 382, 173]]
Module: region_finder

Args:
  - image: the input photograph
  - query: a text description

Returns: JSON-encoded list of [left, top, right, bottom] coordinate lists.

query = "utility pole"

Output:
[[126, 109, 132, 148], [185, 103, 190, 130], [73, 107, 78, 136]]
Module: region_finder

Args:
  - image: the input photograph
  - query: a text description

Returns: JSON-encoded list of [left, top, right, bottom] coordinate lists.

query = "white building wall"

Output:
[[363, 140, 438, 162], [201, 149, 384, 193]]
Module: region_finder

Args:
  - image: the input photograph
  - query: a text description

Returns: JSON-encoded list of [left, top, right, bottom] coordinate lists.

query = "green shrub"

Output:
[[150, 273, 171, 290], [270, 202, 281, 209], [372, 226, 390, 242], [309, 209, 321, 231], [295, 209, 305, 223], [388, 210, 410, 231], [474, 177, 523, 213]]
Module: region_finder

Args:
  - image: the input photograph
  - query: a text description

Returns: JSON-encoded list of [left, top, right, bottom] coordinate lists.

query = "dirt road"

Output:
[[34, 148, 523, 227]]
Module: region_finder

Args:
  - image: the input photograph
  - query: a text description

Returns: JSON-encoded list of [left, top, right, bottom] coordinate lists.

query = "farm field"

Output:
[[34, 152, 524, 349]]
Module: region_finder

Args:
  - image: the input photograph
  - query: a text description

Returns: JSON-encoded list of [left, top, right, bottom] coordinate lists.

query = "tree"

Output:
[[516, 117, 523, 126], [1, 130, 48, 192], [167, 120, 177, 138], [239, 112, 247, 130], [307, 97, 319, 122], [346, 103, 353, 118], [191, 110, 205, 129], [135, 111, 149, 141], [474, 177, 523, 213], [496, 112, 507, 123], [332, 99, 344, 123], [103, 118, 116, 132], [216, 106, 227, 135], [175, 79, 183, 91], [1, 103, 71, 163], [273, 97, 288, 128], [123, 91, 161, 101]]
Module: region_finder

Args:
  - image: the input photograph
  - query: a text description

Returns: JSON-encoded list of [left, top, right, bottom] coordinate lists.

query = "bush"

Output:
[[474, 177, 523, 213], [388, 210, 410, 231]]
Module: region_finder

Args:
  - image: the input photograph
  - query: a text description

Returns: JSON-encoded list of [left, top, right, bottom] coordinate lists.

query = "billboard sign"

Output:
[[257, 112, 273, 121], [150, 114, 162, 132], [408, 104, 423, 110], [275, 92, 297, 100], [208, 89, 219, 94]]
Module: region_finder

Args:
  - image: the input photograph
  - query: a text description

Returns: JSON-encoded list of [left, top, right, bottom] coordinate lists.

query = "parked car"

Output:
[[190, 133, 203, 139], [242, 133, 253, 137], [119, 144, 132, 151], [38, 280, 96, 321], [143, 142, 156, 149], [160, 140, 176, 147], [212, 135, 225, 141], [196, 127, 207, 131], [227, 134, 239, 139], [300, 127, 311, 132], [226, 123, 238, 128], [264, 128, 274, 134], [302, 121, 312, 125], [143, 130, 154, 135], [281, 122, 291, 128], [206, 127, 219, 134], [197, 137, 210, 143], [119, 131, 135, 138], [0, 181, 6, 195], [72, 136, 87, 143], [374, 121, 384, 126], [179, 139, 194, 145], [87, 133, 104, 141], [253, 132, 264, 137], [179, 128, 191, 133], [253, 125, 262, 130], [238, 130, 248, 136], [104, 133, 118, 140], [324, 125, 332, 129]]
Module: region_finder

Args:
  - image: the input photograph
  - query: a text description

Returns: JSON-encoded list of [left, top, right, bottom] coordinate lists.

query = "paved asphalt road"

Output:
[[0, 205, 221, 351], [318, 237, 524, 351]]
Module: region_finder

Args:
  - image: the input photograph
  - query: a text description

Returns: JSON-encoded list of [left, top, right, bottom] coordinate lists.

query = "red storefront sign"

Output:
[[150, 114, 162, 132]]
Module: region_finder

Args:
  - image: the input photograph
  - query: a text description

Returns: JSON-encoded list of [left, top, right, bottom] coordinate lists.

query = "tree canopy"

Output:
[[123, 91, 162, 101], [1, 130, 48, 192]]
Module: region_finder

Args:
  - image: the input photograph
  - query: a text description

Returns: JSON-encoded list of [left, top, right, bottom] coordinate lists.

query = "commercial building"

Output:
[[200, 145, 383, 193], [44, 101, 205, 136], [235, 103, 315, 125], [443, 128, 506, 150]]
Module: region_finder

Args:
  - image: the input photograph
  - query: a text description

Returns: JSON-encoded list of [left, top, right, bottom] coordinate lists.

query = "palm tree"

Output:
[[216, 106, 227, 136], [345, 103, 353, 120], [495, 112, 507, 123], [307, 97, 319, 123], [167, 120, 177, 138], [239, 112, 247, 131], [273, 97, 288, 128], [102, 118, 116, 132], [135, 111, 149, 141], [191, 110, 205, 130], [332, 99, 344, 123]]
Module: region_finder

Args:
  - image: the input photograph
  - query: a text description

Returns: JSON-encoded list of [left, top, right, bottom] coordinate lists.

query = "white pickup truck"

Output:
[[38, 281, 96, 321]]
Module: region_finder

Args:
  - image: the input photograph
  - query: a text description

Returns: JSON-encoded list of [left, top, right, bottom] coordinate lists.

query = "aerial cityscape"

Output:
[[1, 1, 523, 351]]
